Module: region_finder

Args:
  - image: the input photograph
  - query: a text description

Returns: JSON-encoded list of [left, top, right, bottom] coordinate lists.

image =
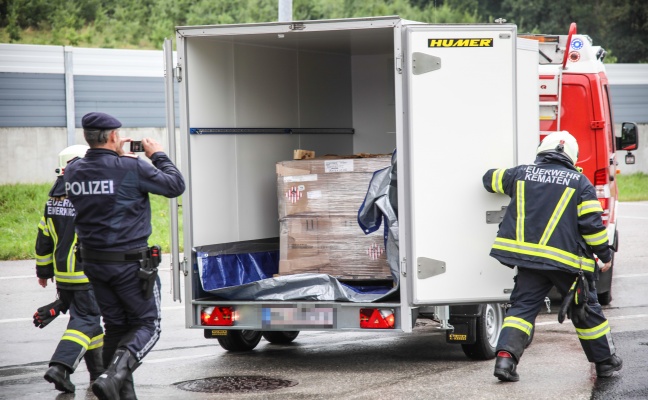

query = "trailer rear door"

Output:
[[401, 25, 518, 305]]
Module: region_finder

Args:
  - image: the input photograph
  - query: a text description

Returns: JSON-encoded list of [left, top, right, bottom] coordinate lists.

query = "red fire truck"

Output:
[[522, 23, 639, 304]]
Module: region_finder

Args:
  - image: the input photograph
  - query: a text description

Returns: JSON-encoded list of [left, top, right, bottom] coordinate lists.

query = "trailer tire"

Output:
[[461, 303, 504, 360], [262, 331, 300, 344], [216, 330, 262, 352]]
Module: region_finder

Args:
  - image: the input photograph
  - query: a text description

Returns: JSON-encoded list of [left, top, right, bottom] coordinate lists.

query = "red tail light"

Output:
[[593, 168, 610, 226], [360, 308, 395, 329], [201, 306, 234, 326]]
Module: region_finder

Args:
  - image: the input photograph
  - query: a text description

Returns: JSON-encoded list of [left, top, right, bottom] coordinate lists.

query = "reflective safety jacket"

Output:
[[483, 153, 612, 277], [35, 177, 89, 290], [64, 149, 185, 252]]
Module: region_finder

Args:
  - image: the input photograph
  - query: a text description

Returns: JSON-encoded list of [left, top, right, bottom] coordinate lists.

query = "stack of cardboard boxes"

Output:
[[276, 155, 393, 280]]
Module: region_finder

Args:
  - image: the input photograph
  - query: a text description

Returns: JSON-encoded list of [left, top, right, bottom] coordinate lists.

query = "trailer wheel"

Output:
[[216, 330, 262, 352], [461, 303, 504, 360], [262, 331, 300, 344]]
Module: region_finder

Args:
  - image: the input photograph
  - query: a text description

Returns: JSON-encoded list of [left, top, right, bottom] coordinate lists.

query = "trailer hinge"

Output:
[[590, 120, 605, 129], [401, 257, 407, 277], [396, 53, 403, 74], [174, 64, 182, 83], [180, 256, 188, 276], [289, 23, 305, 31]]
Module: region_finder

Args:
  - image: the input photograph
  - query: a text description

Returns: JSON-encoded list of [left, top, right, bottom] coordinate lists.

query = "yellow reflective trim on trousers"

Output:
[[539, 187, 575, 246], [502, 316, 533, 336], [493, 238, 595, 272], [492, 169, 506, 193], [583, 229, 609, 246], [88, 334, 104, 350], [61, 329, 91, 349], [578, 200, 603, 216], [516, 181, 525, 242], [576, 320, 610, 340]]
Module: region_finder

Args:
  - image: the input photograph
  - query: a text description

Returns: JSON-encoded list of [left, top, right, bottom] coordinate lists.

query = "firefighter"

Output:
[[34, 144, 104, 393], [64, 112, 185, 400], [483, 131, 622, 382]]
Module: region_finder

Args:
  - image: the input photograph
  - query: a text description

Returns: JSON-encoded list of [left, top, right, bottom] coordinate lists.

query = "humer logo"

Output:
[[428, 38, 493, 48]]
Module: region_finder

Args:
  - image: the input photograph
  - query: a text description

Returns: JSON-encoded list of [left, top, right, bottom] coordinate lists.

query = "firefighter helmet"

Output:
[[537, 131, 579, 165], [57, 145, 89, 175]]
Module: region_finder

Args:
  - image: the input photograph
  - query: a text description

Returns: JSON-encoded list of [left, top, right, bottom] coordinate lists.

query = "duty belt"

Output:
[[79, 246, 149, 263]]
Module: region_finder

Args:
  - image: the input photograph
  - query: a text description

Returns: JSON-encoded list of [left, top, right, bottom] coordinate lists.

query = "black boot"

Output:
[[494, 351, 519, 382], [120, 372, 138, 400], [91, 348, 138, 400], [44, 363, 75, 393], [595, 354, 623, 378], [84, 347, 105, 381]]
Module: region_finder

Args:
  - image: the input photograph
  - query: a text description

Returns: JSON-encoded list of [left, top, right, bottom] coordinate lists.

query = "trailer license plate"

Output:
[[262, 306, 336, 329]]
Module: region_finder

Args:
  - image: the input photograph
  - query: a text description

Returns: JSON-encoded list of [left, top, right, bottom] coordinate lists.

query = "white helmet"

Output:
[[536, 131, 579, 165], [57, 145, 89, 175]]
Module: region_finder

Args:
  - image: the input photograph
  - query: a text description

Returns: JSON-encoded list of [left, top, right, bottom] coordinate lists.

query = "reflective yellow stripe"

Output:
[[502, 316, 533, 336], [583, 229, 609, 246], [38, 217, 50, 236], [492, 169, 506, 193], [516, 181, 525, 242], [66, 236, 77, 273], [576, 320, 610, 340], [88, 334, 104, 350], [578, 200, 603, 216], [36, 254, 53, 265], [61, 329, 91, 349], [539, 188, 575, 246], [493, 238, 595, 272]]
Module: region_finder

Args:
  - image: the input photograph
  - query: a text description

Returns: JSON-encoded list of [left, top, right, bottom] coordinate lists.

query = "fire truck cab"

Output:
[[522, 24, 639, 305]]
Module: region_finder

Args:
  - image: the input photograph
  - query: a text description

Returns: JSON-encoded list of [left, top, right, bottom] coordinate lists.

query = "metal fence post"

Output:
[[64, 46, 75, 145]]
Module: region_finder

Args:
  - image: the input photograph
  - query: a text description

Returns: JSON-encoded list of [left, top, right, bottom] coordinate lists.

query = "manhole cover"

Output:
[[175, 376, 298, 393]]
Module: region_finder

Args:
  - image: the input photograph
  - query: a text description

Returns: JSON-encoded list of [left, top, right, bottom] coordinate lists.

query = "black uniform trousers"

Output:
[[497, 267, 616, 363], [84, 261, 161, 364], [51, 289, 103, 371]]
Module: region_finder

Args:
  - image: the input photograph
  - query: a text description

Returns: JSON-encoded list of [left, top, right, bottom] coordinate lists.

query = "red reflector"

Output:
[[360, 308, 395, 329], [201, 306, 234, 326], [598, 198, 608, 211], [594, 168, 608, 186]]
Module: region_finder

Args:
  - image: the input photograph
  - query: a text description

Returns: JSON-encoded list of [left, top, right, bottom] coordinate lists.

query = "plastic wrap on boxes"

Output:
[[194, 153, 400, 302], [196, 239, 279, 291]]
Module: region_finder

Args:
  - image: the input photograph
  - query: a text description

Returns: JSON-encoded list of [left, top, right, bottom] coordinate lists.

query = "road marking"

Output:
[[0, 305, 184, 324], [536, 313, 648, 326], [144, 353, 214, 364], [618, 216, 648, 220], [615, 273, 648, 278]]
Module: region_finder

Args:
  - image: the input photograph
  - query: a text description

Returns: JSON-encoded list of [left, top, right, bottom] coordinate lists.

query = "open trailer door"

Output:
[[401, 24, 518, 305]]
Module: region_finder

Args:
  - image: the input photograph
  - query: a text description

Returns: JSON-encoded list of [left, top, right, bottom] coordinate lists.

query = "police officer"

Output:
[[35, 145, 104, 394], [64, 112, 185, 400], [483, 131, 622, 382]]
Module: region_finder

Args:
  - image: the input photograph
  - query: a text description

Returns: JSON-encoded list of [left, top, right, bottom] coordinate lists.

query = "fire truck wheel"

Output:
[[216, 330, 262, 352], [262, 331, 300, 344], [461, 303, 504, 360]]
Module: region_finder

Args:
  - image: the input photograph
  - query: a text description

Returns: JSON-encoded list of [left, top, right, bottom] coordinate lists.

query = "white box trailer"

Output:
[[163, 16, 539, 359]]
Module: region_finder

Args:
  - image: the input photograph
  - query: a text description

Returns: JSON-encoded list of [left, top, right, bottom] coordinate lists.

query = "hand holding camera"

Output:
[[129, 138, 164, 158]]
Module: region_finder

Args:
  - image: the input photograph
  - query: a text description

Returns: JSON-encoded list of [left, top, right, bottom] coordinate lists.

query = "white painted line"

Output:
[[618, 216, 648, 220], [536, 313, 648, 326], [0, 306, 184, 324], [615, 273, 648, 278], [143, 353, 214, 364], [0, 275, 34, 280]]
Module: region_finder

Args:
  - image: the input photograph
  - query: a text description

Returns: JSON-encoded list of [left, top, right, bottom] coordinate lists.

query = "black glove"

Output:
[[558, 273, 591, 324], [33, 299, 65, 329]]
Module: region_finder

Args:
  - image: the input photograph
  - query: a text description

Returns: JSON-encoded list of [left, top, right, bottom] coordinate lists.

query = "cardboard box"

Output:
[[277, 155, 392, 219], [279, 217, 391, 279]]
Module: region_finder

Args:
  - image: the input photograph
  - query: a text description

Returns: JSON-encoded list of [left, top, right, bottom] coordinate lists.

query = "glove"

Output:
[[557, 277, 577, 324], [557, 273, 591, 324], [33, 299, 65, 329], [567, 275, 592, 324]]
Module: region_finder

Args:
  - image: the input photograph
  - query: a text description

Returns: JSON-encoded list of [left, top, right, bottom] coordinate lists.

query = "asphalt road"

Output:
[[1, 202, 647, 400]]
